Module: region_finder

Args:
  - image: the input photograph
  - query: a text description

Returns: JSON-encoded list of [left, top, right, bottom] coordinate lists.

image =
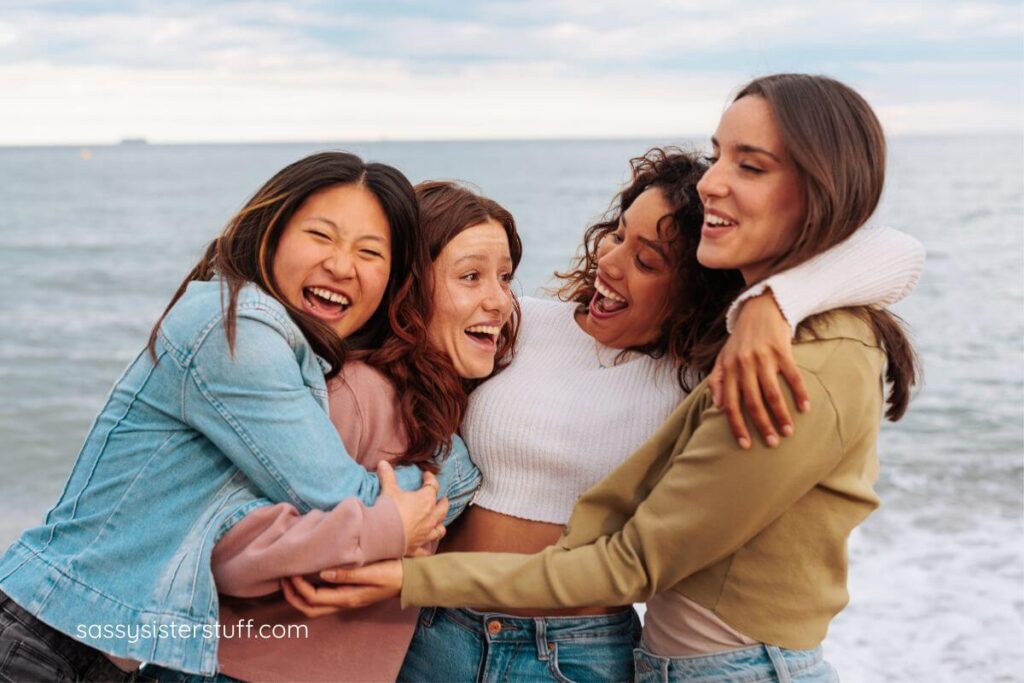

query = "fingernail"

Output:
[[767, 435, 780, 448], [800, 400, 811, 412], [782, 424, 794, 436], [739, 438, 751, 450], [321, 570, 336, 581]]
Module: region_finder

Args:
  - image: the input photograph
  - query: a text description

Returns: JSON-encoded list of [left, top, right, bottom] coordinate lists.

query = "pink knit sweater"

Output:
[[213, 361, 422, 682]]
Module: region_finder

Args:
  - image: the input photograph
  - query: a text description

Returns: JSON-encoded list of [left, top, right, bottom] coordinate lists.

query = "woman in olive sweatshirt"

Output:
[[289, 73, 920, 682]]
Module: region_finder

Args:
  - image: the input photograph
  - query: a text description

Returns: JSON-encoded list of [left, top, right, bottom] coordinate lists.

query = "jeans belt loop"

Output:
[[764, 644, 793, 683], [534, 617, 550, 661]]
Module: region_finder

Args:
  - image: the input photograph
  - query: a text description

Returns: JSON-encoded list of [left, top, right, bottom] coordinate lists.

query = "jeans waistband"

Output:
[[431, 606, 639, 643], [634, 642, 825, 682]]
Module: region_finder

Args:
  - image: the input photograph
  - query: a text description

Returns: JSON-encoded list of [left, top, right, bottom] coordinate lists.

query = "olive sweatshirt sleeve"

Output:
[[401, 337, 860, 610]]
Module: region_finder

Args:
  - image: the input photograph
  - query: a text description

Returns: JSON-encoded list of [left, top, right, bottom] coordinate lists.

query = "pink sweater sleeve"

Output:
[[213, 498, 405, 597], [212, 362, 409, 598]]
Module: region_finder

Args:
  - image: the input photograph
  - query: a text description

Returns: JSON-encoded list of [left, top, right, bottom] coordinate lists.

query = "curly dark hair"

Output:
[[555, 147, 744, 389]]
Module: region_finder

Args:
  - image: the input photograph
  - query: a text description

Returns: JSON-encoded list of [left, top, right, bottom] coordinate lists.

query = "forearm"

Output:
[[403, 366, 845, 611], [215, 498, 406, 598], [727, 225, 925, 334]]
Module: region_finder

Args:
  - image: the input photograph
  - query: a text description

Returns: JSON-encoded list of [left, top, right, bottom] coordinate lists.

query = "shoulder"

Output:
[[792, 309, 883, 370], [330, 361, 396, 405], [160, 280, 305, 356], [792, 309, 887, 428]]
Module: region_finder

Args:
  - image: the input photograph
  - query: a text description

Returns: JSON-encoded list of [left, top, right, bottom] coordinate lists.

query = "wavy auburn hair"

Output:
[[556, 147, 743, 390], [360, 180, 523, 470], [693, 73, 919, 420], [146, 151, 420, 381]]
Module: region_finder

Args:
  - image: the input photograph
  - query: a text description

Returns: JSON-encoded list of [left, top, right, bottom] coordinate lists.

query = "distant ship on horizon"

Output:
[[118, 137, 148, 146]]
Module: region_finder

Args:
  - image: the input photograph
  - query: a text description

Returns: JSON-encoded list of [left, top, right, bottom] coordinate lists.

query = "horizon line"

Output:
[[2, 130, 1021, 149]]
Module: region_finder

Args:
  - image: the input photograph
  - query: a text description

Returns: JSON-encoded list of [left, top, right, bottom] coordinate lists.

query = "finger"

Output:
[[740, 358, 779, 447], [282, 578, 339, 618], [377, 460, 398, 495], [778, 352, 811, 414], [430, 497, 449, 528], [421, 471, 440, 497], [430, 523, 446, 542], [709, 360, 724, 408], [289, 574, 323, 603], [757, 361, 792, 438], [722, 364, 751, 449]]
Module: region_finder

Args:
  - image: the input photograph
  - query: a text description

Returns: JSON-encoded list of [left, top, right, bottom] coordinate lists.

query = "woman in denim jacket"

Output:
[[0, 152, 477, 679]]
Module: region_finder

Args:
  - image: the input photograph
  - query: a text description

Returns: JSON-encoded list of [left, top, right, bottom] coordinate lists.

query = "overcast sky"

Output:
[[1, 0, 1021, 144]]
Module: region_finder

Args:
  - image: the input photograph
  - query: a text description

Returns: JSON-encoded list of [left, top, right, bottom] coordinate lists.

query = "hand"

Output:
[[708, 292, 811, 448], [280, 560, 404, 616], [377, 461, 448, 555]]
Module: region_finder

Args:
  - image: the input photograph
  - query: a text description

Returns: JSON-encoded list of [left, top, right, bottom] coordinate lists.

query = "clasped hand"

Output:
[[281, 460, 427, 617]]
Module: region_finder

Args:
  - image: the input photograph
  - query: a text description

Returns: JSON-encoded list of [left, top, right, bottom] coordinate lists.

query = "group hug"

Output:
[[0, 73, 924, 682]]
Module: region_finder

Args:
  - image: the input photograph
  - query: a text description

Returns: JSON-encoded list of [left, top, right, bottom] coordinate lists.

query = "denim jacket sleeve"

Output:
[[180, 313, 424, 512], [436, 435, 481, 528]]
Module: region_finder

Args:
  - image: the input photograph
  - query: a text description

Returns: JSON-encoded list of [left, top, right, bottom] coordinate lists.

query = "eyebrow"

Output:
[[710, 136, 782, 163], [453, 254, 513, 267], [621, 213, 670, 259], [305, 217, 387, 243]]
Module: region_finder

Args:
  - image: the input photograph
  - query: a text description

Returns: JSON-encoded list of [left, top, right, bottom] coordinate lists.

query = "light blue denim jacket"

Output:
[[0, 280, 480, 675]]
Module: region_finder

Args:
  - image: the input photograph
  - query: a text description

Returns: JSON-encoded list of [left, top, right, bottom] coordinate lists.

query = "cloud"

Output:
[[0, 0, 1019, 143]]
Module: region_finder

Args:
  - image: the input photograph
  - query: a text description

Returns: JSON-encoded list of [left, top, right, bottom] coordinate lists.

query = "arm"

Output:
[[434, 436, 481, 528], [182, 315, 424, 512], [215, 440, 477, 598], [712, 226, 924, 446], [213, 497, 405, 598], [726, 225, 925, 334], [397, 365, 844, 610]]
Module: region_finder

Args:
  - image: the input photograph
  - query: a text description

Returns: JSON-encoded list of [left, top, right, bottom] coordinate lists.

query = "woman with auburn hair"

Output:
[[0, 152, 469, 681], [286, 74, 924, 683], [143, 180, 522, 683]]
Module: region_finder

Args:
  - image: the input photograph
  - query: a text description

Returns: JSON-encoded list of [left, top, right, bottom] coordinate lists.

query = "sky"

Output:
[[0, 0, 1021, 144]]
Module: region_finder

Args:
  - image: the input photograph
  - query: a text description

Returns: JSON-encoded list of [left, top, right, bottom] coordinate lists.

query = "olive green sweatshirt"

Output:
[[401, 311, 885, 650]]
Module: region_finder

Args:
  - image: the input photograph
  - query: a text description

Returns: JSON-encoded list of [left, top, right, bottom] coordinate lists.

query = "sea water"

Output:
[[0, 137, 1021, 681]]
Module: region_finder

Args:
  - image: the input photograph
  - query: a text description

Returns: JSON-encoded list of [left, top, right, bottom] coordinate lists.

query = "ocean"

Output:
[[0, 137, 1021, 681]]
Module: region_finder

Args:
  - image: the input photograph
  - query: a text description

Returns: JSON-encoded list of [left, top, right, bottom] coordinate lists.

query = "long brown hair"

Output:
[[700, 74, 919, 420], [361, 180, 523, 469], [556, 148, 743, 390], [146, 152, 420, 379]]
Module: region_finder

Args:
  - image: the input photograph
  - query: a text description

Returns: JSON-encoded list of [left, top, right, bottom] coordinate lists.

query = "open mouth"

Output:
[[464, 324, 500, 350], [703, 212, 738, 235], [302, 286, 351, 319], [590, 277, 629, 318]]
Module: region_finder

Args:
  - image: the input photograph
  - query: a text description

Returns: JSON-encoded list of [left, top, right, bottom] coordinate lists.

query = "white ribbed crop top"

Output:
[[461, 297, 685, 524]]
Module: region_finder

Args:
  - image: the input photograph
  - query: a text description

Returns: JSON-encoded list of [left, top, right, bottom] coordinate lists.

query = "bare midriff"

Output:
[[440, 506, 628, 617]]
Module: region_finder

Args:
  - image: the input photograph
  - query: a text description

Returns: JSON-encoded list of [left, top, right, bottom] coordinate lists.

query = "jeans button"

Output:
[[487, 620, 502, 635]]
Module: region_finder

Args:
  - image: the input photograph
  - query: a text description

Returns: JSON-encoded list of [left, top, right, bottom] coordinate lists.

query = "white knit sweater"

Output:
[[461, 225, 925, 524]]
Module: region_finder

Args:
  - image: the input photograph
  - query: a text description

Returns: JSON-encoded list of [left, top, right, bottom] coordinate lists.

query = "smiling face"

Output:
[[427, 220, 515, 379], [577, 187, 677, 350], [271, 183, 392, 340], [696, 95, 807, 285]]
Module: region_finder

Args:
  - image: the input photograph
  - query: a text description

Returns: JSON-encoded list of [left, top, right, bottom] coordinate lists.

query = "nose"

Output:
[[596, 237, 625, 280], [482, 275, 513, 320], [323, 249, 355, 280], [696, 161, 726, 201]]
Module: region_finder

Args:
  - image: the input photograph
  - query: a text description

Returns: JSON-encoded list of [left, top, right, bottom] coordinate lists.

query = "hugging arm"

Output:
[[182, 315, 425, 512], [393, 369, 843, 610], [213, 438, 480, 599], [716, 225, 924, 446]]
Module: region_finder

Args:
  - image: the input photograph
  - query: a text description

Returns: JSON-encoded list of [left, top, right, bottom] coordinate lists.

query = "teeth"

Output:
[[465, 325, 500, 338], [309, 287, 350, 305], [594, 279, 626, 303], [706, 214, 735, 227]]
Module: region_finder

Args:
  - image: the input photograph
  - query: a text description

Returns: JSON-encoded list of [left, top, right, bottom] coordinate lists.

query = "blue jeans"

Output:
[[399, 607, 641, 682], [633, 643, 838, 682]]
